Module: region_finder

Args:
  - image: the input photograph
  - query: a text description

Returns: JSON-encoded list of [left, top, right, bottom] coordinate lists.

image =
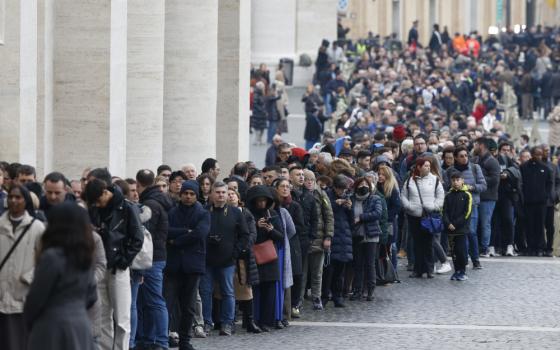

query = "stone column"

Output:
[[0, 0, 38, 165], [295, 0, 337, 58], [251, 0, 296, 64], [126, 0, 165, 177], [216, 0, 251, 173], [52, 0, 127, 179], [163, 0, 218, 171]]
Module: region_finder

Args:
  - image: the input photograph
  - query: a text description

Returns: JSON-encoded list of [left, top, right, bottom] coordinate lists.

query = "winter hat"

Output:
[[180, 180, 200, 195], [291, 147, 308, 162], [393, 124, 407, 142]]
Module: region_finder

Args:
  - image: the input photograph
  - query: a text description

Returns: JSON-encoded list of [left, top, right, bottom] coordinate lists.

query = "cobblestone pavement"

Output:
[[191, 257, 560, 350]]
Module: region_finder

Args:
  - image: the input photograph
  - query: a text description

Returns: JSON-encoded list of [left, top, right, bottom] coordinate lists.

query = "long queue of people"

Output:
[[3, 23, 560, 350]]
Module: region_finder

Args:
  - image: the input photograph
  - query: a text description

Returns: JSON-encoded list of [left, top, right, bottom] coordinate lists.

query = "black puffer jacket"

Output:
[[291, 188, 318, 254], [241, 208, 259, 286], [140, 186, 174, 262], [476, 152, 501, 202], [90, 186, 144, 270], [207, 204, 250, 268]]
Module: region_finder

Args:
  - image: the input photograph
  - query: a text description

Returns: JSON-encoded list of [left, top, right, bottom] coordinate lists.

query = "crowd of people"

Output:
[[2, 21, 560, 350]]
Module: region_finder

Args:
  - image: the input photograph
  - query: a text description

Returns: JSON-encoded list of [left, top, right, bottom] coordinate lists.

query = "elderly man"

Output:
[[265, 134, 283, 166], [181, 164, 198, 180]]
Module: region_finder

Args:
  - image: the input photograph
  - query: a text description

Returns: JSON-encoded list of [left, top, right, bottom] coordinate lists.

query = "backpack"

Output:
[[127, 201, 153, 270]]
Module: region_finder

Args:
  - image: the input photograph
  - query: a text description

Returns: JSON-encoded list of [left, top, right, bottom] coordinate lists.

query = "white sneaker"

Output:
[[488, 246, 500, 257], [436, 262, 452, 274], [505, 245, 516, 257]]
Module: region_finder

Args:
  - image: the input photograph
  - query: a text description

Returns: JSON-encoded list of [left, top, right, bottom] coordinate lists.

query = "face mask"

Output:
[[429, 144, 439, 153], [356, 186, 370, 196]]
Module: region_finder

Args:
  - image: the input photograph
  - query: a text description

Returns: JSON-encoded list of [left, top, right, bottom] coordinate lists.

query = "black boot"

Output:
[[366, 287, 374, 301], [241, 300, 262, 334]]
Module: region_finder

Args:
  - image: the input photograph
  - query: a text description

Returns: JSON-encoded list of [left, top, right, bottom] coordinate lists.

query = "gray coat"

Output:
[[24, 248, 97, 350], [443, 162, 487, 205]]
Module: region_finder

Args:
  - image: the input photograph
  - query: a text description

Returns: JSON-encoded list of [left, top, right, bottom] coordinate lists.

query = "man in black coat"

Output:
[[429, 24, 442, 53], [136, 169, 174, 349], [520, 146, 553, 256], [200, 181, 249, 336], [166, 180, 210, 349], [84, 168, 144, 350]]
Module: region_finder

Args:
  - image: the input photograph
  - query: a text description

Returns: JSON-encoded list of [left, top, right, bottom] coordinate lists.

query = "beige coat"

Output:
[[548, 107, 560, 147], [0, 211, 44, 314]]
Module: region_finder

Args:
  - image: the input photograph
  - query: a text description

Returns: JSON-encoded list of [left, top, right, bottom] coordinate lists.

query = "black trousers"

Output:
[[321, 260, 349, 301], [408, 215, 434, 275], [352, 238, 377, 292], [545, 205, 555, 252], [254, 281, 276, 327], [163, 271, 200, 344], [524, 203, 546, 253], [491, 197, 515, 250], [0, 313, 27, 350], [448, 234, 467, 272], [291, 274, 303, 307]]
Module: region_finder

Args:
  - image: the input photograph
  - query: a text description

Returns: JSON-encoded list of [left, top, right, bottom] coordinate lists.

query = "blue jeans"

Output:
[[200, 265, 235, 326], [479, 200, 496, 252], [137, 261, 169, 348], [467, 205, 479, 261], [129, 271, 143, 348], [323, 93, 332, 116], [267, 121, 278, 143], [305, 140, 316, 151]]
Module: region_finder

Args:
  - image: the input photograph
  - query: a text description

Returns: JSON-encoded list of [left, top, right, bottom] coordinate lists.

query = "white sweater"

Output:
[[401, 173, 445, 218]]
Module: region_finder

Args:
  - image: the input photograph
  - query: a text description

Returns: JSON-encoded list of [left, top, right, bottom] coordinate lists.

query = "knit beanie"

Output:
[[180, 180, 200, 195]]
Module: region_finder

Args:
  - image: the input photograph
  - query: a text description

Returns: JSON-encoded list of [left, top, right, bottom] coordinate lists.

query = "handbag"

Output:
[[131, 225, 153, 270], [0, 218, 36, 272], [413, 178, 443, 235], [252, 239, 278, 265]]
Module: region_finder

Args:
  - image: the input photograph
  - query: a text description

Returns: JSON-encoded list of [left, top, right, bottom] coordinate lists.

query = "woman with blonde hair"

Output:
[[377, 165, 402, 268]]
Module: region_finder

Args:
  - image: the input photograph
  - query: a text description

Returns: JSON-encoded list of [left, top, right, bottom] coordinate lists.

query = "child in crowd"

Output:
[[442, 171, 473, 281]]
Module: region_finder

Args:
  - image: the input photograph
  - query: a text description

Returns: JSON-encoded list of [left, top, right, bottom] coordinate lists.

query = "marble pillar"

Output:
[[163, 0, 218, 171], [126, 0, 165, 177], [251, 0, 296, 64], [216, 0, 251, 173], [0, 0, 38, 166], [52, 0, 127, 179], [295, 0, 337, 58]]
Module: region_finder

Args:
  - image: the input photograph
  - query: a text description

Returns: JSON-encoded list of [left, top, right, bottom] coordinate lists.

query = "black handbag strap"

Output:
[[0, 218, 36, 272]]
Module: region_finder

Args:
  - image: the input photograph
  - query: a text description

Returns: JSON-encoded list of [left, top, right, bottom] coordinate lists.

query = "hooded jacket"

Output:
[[327, 189, 353, 263], [140, 185, 175, 262], [246, 185, 284, 282], [442, 185, 473, 235]]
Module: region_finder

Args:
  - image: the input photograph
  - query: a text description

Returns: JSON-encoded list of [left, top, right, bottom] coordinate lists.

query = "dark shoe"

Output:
[[213, 322, 221, 331], [313, 298, 324, 310], [409, 272, 421, 278], [536, 251, 544, 257], [349, 290, 361, 301], [257, 324, 270, 332], [274, 321, 284, 329], [246, 319, 262, 334], [203, 323, 213, 336], [321, 298, 329, 309], [366, 287, 375, 301], [406, 263, 414, 271], [219, 324, 232, 336], [544, 251, 554, 257], [473, 260, 483, 270], [281, 319, 290, 327], [179, 342, 196, 350], [168, 332, 180, 347], [426, 273, 434, 279], [333, 298, 346, 308]]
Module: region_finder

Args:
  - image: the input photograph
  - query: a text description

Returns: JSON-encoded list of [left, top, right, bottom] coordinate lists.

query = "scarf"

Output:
[[454, 161, 469, 172], [281, 194, 292, 207]]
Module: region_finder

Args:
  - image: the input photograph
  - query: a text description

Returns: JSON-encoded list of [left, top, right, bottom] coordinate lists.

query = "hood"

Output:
[[246, 185, 274, 212], [140, 185, 174, 211]]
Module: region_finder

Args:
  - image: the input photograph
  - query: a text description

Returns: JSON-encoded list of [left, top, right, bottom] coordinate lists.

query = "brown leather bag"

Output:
[[252, 239, 278, 265]]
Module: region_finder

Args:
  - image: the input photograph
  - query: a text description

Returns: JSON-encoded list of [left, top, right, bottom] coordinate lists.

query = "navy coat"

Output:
[[327, 189, 353, 263], [166, 201, 210, 274], [352, 193, 383, 239]]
